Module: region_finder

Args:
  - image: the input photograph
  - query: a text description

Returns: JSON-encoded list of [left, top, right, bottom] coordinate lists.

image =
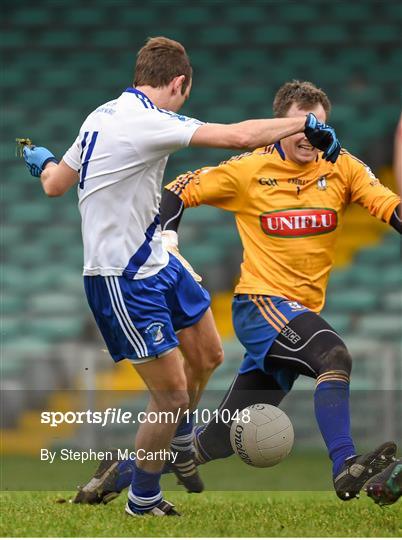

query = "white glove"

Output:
[[161, 230, 202, 282]]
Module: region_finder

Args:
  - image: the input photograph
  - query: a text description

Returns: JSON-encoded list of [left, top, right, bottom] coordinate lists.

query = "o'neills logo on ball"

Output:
[[233, 424, 253, 465], [260, 207, 337, 238]]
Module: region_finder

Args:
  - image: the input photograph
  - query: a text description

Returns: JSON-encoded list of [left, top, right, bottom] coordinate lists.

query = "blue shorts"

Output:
[[232, 294, 309, 390], [84, 254, 211, 363]]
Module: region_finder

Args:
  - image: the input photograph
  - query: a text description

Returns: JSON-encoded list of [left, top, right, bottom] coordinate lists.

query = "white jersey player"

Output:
[[63, 88, 203, 280], [22, 36, 340, 516]]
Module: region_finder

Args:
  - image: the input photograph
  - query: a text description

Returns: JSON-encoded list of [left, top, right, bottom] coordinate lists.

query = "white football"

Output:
[[230, 404, 294, 468]]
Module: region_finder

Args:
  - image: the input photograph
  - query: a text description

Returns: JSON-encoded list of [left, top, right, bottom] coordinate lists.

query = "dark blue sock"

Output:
[[175, 412, 194, 437], [115, 458, 135, 492], [160, 413, 195, 475], [127, 461, 162, 514], [314, 376, 356, 477], [193, 424, 211, 463], [170, 413, 194, 458]]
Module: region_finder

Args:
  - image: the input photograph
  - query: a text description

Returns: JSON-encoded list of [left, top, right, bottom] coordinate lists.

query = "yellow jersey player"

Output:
[[159, 81, 401, 502]]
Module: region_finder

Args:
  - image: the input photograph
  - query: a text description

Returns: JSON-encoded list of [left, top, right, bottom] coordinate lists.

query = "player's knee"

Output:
[[210, 344, 224, 370], [159, 390, 190, 415], [318, 345, 352, 377], [202, 344, 224, 373]]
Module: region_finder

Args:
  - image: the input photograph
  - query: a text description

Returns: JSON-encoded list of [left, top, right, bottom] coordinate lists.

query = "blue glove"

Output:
[[304, 113, 341, 163], [23, 146, 58, 177]]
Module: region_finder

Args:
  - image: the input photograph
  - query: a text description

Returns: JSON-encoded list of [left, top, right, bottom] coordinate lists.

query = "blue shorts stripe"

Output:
[[110, 276, 148, 356], [84, 255, 211, 363], [104, 277, 147, 357]]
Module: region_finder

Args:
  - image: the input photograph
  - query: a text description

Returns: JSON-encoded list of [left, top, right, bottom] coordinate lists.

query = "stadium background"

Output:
[[1, 0, 401, 491]]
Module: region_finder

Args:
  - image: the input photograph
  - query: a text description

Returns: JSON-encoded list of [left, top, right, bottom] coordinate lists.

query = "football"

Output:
[[230, 404, 294, 468]]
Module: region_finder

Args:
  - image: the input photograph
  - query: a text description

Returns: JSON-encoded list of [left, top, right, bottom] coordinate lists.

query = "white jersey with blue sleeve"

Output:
[[62, 88, 203, 279]]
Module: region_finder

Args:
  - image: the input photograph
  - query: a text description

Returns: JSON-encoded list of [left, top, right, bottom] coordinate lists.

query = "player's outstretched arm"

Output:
[[23, 145, 79, 197], [189, 113, 341, 162], [190, 117, 305, 150]]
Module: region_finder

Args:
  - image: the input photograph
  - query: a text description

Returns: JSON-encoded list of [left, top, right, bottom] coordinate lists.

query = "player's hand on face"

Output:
[[23, 146, 58, 177], [304, 113, 341, 163], [161, 230, 202, 282]]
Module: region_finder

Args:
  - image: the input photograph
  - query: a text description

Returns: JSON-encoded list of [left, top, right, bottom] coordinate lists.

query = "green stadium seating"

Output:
[[359, 314, 402, 339], [277, 3, 319, 22], [11, 8, 52, 26], [253, 26, 294, 44], [39, 30, 81, 47], [175, 6, 212, 25], [115, 7, 157, 25], [4, 165, 35, 186], [182, 205, 224, 225], [327, 269, 353, 290], [28, 293, 82, 315], [62, 244, 84, 266], [325, 289, 378, 312], [304, 25, 348, 43], [386, 2, 402, 19], [281, 48, 325, 68], [0, 31, 26, 47], [2, 68, 26, 88], [91, 30, 133, 48], [357, 239, 400, 264], [199, 27, 240, 46], [67, 88, 111, 110], [42, 71, 79, 88], [12, 88, 54, 109], [226, 5, 266, 24], [331, 105, 359, 125], [56, 273, 84, 294], [1, 294, 25, 315], [1, 225, 24, 247], [27, 316, 84, 341], [181, 243, 224, 269], [8, 51, 54, 70], [329, 3, 373, 21], [7, 202, 53, 225], [1, 316, 22, 342], [335, 49, 380, 68], [35, 226, 80, 248], [205, 225, 241, 248], [321, 313, 352, 334], [231, 85, 272, 106], [381, 265, 402, 289], [360, 24, 400, 43], [382, 292, 402, 312], [3, 338, 51, 362], [60, 203, 81, 223], [2, 265, 25, 290], [346, 265, 382, 288], [64, 8, 107, 26], [1, 357, 25, 378], [27, 265, 77, 289], [6, 242, 51, 266]]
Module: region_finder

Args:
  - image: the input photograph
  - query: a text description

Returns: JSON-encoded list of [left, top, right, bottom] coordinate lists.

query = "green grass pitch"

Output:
[[1, 490, 401, 537], [1, 454, 401, 537]]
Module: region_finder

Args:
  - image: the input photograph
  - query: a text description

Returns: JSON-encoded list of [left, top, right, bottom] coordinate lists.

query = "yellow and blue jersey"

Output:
[[165, 144, 400, 312]]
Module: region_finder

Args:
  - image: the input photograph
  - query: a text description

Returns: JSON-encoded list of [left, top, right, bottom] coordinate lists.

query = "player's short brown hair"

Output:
[[134, 36, 192, 94], [273, 80, 331, 119]]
